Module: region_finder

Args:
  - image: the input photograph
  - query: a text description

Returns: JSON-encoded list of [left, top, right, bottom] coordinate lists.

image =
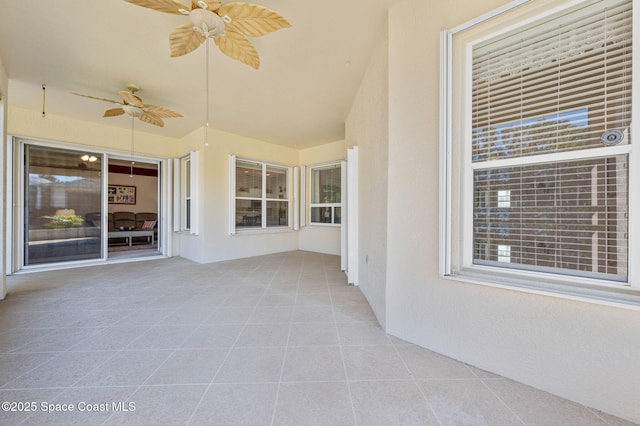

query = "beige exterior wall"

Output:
[[376, 0, 640, 422], [0, 57, 7, 299], [6, 104, 347, 266], [345, 24, 389, 328], [298, 139, 346, 256], [8, 106, 180, 158], [2, 1, 639, 420], [176, 126, 301, 264]]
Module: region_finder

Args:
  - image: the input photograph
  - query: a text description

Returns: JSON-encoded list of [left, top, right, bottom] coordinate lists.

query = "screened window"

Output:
[[309, 163, 342, 225], [233, 158, 291, 231], [442, 0, 638, 300]]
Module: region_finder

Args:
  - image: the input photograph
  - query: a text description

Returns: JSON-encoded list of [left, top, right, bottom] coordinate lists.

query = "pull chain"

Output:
[[130, 117, 135, 178], [41, 84, 46, 118], [204, 38, 210, 147]]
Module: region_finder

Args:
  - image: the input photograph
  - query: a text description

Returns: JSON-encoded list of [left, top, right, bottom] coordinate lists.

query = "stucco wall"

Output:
[[298, 140, 346, 256], [175, 126, 301, 264], [6, 104, 314, 266], [0, 57, 7, 299], [8, 107, 180, 158], [345, 25, 389, 328], [380, 0, 640, 422]]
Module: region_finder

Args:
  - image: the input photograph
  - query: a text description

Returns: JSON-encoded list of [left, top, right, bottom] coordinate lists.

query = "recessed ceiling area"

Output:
[[0, 0, 403, 149]]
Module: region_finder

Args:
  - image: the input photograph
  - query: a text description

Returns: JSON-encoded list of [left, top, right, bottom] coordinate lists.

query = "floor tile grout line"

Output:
[[4, 286, 197, 425], [49, 299, 192, 426], [97, 312, 206, 424], [269, 252, 304, 426], [94, 285, 221, 425], [391, 342, 444, 426], [4, 251, 621, 425], [588, 406, 623, 426], [185, 254, 285, 426], [0, 350, 72, 391], [11, 387, 67, 426], [479, 377, 528, 425], [2, 376, 501, 392], [330, 263, 359, 426]]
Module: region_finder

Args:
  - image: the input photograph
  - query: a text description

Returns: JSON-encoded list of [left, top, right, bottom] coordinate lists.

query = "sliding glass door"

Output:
[[24, 145, 103, 265]]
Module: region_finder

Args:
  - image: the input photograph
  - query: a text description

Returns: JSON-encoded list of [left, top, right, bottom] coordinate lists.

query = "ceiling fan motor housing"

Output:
[[190, 8, 226, 38], [122, 104, 144, 117]]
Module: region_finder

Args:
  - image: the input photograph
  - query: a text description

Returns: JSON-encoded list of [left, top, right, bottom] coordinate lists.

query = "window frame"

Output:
[[307, 162, 343, 227], [174, 150, 199, 235], [439, 0, 640, 308], [182, 156, 191, 230], [229, 155, 296, 234]]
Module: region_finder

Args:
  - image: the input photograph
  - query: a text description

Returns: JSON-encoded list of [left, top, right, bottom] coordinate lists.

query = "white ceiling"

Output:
[[0, 0, 402, 149]]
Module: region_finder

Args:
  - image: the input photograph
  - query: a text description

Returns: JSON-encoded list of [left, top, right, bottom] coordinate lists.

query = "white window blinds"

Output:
[[470, 0, 632, 282], [472, 0, 632, 160]]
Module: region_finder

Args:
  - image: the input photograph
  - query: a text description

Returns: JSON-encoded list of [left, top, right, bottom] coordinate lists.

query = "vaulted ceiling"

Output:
[[0, 0, 402, 149]]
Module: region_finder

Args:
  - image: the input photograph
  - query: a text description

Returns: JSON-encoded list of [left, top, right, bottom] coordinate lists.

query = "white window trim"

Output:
[[174, 150, 199, 235], [229, 155, 297, 235], [439, 0, 640, 309], [308, 202, 341, 226], [173, 158, 180, 233], [12, 136, 170, 272], [300, 165, 306, 228], [305, 161, 344, 227], [189, 150, 199, 236], [293, 166, 299, 230]]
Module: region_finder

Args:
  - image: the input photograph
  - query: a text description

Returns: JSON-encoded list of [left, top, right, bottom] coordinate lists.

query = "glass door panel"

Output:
[[25, 145, 103, 265]]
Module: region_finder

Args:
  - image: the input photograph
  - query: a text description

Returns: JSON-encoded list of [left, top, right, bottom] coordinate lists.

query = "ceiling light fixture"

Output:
[[123, 0, 291, 69], [74, 84, 182, 128], [186, 4, 229, 38], [124, 0, 290, 148]]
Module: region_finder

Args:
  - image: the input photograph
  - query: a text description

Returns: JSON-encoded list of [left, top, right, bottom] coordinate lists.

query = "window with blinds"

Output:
[[470, 0, 632, 282]]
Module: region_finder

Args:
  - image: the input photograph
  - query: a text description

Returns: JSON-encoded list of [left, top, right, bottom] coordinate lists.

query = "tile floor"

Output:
[[0, 251, 634, 425]]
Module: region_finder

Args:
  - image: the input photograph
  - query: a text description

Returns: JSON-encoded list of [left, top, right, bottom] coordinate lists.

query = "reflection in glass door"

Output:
[[24, 145, 103, 265]]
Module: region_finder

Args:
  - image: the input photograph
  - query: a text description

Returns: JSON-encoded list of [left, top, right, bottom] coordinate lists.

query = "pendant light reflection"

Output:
[[41, 84, 46, 118], [80, 154, 98, 162]]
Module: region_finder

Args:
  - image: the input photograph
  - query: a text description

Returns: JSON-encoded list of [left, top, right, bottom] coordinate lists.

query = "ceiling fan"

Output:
[[123, 0, 291, 69], [73, 84, 183, 127]]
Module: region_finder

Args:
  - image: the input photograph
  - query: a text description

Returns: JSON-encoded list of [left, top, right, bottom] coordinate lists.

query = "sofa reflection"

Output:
[[107, 211, 157, 246]]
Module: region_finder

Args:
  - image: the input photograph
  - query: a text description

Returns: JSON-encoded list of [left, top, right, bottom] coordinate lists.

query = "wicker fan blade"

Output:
[[138, 113, 164, 127], [103, 108, 125, 117], [214, 29, 260, 69], [219, 2, 291, 37], [123, 0, 190, 14], [192, 0, 221, 11], [72, 93, 121, 105], [144, 104, 183, 118], [170, 22, 206, 57], [119, 91, 144, 107]]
